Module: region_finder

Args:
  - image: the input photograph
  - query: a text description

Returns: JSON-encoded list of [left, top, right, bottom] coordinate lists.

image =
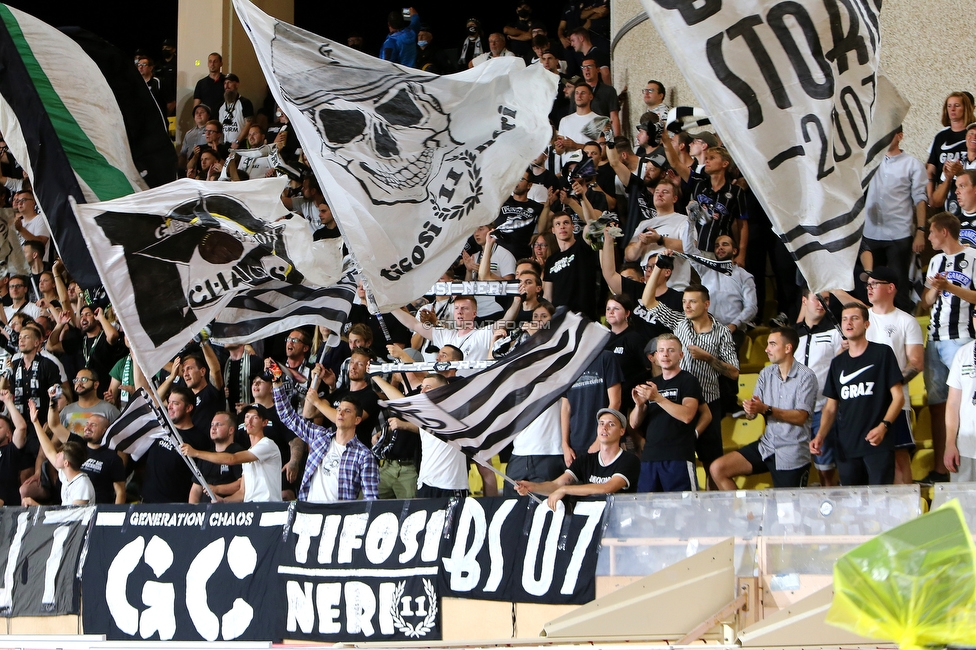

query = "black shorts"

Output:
[[890, 410, 915, 452], [737, 440, 810, 489], [697, 401, 725, 478], [417, 485, 469, 499], [837, 449, 894, 486]]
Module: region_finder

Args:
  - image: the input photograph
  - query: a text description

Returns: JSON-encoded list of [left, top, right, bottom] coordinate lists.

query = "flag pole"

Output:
[[471, 454, 544, 505]]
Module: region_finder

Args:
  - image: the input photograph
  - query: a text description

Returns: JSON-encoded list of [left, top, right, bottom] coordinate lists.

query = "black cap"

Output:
[[162, 38, 176, 47], [242, 403, 272, 421], [193, 103, 211, 116], [860, 266, 899, 287], [225, 73, 240, 83]]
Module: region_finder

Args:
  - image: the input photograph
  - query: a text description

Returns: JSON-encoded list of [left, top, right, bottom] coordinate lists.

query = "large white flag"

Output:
[[234, 0, 558, 311], [640, 0, 909, 292], [71, 177, 343, 373]]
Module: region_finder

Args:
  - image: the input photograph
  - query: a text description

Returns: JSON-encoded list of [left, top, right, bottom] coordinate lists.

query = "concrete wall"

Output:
[[175, 0, 293, 138], [610, 0, 976, 162]]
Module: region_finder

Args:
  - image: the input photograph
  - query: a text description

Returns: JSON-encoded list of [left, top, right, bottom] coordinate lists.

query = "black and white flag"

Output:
[[380, 310, 610, 458], [210, 271, 357, 347], [234, 0, 557, 311], [640, 0, 909, 293], [71, 177, 343, 373], [104, 388, 166, 461]]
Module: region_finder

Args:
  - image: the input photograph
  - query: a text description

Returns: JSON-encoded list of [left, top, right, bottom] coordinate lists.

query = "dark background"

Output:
[[5, 1, 566, 66]]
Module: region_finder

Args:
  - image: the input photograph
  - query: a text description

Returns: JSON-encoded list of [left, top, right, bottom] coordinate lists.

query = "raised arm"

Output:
[[600, 232, 622, 294], [391, 308, 433, 341], [201, 341, 224, 391], [0, 389, 26, 449]]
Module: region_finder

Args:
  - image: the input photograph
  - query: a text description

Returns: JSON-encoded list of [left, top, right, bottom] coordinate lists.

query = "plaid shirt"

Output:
[[273, 386, 379, 502]]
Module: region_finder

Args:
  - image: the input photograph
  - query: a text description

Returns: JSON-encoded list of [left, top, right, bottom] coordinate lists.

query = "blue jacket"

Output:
[[380, 14, 420, 67]]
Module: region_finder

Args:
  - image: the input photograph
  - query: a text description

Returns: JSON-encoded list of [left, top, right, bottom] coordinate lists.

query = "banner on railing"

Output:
[[80, 504, 289, 641]]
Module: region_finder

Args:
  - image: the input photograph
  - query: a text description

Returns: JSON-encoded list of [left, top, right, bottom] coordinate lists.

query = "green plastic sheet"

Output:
[[828, 499, 976, 650]]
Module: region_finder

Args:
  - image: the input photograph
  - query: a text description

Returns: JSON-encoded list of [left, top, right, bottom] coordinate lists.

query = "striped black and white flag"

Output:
[[379, 309, 610, 459], [210, 271, 357, 347], [640, 0, 909, 293], [103, 388, 167, 461], [665, 106, 711, 135]]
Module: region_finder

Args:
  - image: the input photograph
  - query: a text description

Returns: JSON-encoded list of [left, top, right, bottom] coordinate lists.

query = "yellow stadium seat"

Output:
[[736, 473, 772, 490], [696, 463, 707, 489], [468, 464, 482, 495], [738, 373, 760, 404], [911, 448, 934, 483], [909, 373, 926, 408], [721, 416, 738, 453], [914, 406, 932, 449], [738, 336, 752, 367], [741, 333, 768, 373], [731, 416, 765, 450]]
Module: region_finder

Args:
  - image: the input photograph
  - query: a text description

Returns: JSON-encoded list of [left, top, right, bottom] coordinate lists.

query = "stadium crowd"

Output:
[[0, 2, 973, 507]]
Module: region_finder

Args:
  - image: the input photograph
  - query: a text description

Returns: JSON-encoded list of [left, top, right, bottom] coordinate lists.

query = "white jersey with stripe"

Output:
[[927, 248, 976, 342]]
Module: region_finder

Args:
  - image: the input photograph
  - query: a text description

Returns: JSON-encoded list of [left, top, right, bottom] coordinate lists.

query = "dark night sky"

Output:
[[5, 1, 566, 66]]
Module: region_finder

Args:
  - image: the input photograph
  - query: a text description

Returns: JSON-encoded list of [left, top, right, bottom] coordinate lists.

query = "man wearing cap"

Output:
[[218, 73, 254, 148], [712, 327, 818, 489], [273, 361, 379, 503], [181, 403, 282, 502], [862, 126, 928, 312], [193, 52, 226, 114], [833, 267, 924, 484], [515, 406, 639, 508], [629, 333, 704, 492]]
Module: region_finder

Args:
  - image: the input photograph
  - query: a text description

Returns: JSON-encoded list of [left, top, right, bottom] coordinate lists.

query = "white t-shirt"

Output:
[[19, 213, 52, 260], [512, 401, 564, 456], [472, 244, 516, 317], [4, 301, 41, 322], [418, 430, 469, 490], [948, 341, 976, 458], [430, 327, 494, 376], [628, 213, 698, 290], [795, 325, 844, 411], [307, 439, 345, 503], [243, 436, 282, 502], [59, 469, 95, 505], [865, 308, 922, 411], [557, 111, 609, 169]]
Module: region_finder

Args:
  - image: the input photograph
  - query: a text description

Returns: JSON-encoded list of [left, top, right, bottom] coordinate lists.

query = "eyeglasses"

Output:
[[641, 89, 657, 94], [205, 129, 221, 134], [136, 63, 150, 68], [12, 198, 32, 204], [73, 377, 93, 384], [865, 281, 891, 289], [285, 337, 307, 345], [532, 242, 548, 248], [8, 283, 25, 289]]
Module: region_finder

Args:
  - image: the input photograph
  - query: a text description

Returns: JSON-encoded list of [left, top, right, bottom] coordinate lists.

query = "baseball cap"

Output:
[[596, 407, 626, 428], [692, 131, 720, 148], [860, 266, 899, 287], [162, 39, 176, 48], [242, 403, 272, 420], [193, 103, 211, 117], [225, 73, 240, 83]]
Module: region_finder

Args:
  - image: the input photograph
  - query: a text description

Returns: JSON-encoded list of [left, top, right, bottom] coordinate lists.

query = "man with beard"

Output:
[[218, 73, 254, 149], [623, 180, 696, 291], [160, 353, 222, 431], [47, 400, 126, 504], [141, 386, 209, 503], [307, 347, 380, 449], [58, 368, 120, 437], [687, 234, 758, 347], [56, 305, 123, 399]]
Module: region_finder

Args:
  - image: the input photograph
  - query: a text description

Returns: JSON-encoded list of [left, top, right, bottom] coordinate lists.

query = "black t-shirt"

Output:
[[190, 382, 223, 430], [566, 350, 624, 453], [623, 278, 682, 339], [927, 126, 967, 171], [330, 385, 380, 448], [606, 326, 649, 387], [193, 73, 226, 116], [0, 442, 23, 506], [567, 448, 640, 492], [64, 330, 125, 399], [823, 342, 902, 459], [68, 433, 126, 504], [636, 370, 702, 463], [494, 196, 544, 260], [141, 436, 194, 503], [622, 172, 654, 242], [589, 80, 619, 121], [544, 238, 600, 319], [198, 442, 245, 486], [11, 354, 62, 418], [576, 45, 610, 72], [683, 170, 748, 253]]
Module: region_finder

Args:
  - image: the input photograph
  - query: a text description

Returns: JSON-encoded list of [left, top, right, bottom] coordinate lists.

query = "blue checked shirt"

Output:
[[273, 386, 379, 502]]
